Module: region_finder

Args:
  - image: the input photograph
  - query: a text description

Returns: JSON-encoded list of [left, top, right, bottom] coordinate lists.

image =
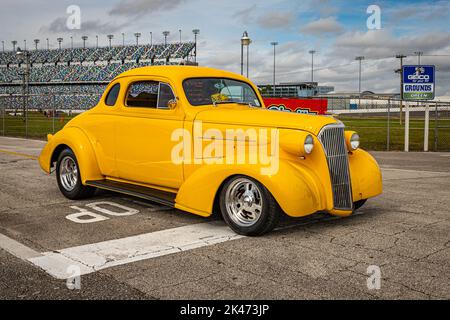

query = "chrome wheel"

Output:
[[59, 156, 78, 191], [224, 178, 263, 227]]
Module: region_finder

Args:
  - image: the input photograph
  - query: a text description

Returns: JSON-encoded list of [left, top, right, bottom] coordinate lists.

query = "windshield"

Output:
[[183, 78, 262, 107]]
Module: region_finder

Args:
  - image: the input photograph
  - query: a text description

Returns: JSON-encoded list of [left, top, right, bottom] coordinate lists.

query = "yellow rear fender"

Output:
[[38, 127, 103, 183], [175, 161, 322, 218]]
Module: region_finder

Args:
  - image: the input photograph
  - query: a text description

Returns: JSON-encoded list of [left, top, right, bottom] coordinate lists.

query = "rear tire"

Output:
[[219, 176, 280, 236], [56, 148, 96, 200]]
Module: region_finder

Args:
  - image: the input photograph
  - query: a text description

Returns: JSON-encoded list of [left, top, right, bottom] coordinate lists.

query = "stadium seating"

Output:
[[0, 42, 196, 110]]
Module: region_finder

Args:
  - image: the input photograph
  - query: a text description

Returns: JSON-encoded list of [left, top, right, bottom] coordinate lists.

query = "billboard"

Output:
[[402, 65, 435, 100], [263, 98, 327, 115]]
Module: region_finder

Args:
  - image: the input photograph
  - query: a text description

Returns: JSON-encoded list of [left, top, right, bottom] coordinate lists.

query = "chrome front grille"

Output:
[[318, 124, 353, 210]]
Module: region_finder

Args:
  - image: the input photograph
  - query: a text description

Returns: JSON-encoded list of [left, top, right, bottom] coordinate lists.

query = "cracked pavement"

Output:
[[0, 138, 449, 300]]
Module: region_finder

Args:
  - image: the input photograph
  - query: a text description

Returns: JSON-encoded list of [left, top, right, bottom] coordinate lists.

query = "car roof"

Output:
[[113, 65, 249, 83]]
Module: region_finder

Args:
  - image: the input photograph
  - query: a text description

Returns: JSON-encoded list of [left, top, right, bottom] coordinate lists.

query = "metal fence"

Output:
[[0, 93, 99, 139], [314, 96, 450, 152], [0, 93, 449, 152]]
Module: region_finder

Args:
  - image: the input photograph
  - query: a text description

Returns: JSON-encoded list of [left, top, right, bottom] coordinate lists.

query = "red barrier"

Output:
[[263, 98, 327, 115]]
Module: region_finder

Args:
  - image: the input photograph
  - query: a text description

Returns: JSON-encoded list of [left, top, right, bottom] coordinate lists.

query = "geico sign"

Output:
[[408, 74, 430, 80]]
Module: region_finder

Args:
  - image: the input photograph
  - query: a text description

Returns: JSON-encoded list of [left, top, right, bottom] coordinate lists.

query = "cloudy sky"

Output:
[[1, 0, 450, 96]]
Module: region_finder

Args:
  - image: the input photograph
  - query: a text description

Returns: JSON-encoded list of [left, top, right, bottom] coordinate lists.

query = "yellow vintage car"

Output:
[[39, 66, 382, 236]]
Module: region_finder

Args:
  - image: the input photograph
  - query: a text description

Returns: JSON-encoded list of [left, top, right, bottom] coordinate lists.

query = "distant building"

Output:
[[258, 82, 334, 98]]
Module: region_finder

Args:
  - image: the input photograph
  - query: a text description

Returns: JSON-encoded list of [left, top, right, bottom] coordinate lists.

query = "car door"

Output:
[[114, 77, 184, 189]]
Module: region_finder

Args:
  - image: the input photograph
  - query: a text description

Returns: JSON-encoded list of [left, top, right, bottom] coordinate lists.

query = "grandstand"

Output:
[[0, 42, 196, 110]]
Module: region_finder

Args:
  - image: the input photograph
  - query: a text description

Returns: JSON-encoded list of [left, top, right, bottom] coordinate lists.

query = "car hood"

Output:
[[193, 105, 338, 135]]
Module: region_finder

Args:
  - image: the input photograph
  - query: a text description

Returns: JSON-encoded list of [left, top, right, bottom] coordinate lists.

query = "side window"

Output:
[[157, 83, 176, 109], [126, 81, 159, 108], [105, 83, 120, 106]]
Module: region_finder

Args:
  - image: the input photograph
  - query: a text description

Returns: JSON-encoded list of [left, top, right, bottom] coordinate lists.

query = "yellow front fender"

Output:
[[175, 161, 323, 218], [348, 149, 383, 202], [39, 126, 103, 183]]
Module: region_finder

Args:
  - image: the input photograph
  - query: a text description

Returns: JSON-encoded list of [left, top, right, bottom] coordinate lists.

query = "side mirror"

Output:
[[167, 99, 178, 110]]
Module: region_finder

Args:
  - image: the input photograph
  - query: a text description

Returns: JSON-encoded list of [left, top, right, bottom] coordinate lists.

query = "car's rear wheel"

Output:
[[56, 148, 96, 199], [219, 176, 280, 236]]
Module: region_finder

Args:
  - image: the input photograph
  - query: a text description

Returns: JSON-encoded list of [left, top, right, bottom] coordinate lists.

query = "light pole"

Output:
[[355, 56, 365, 96], [414, 51, 423, 65], [11, 40, 17, 52], [396, 54, 407, 124], [23, 40, 27, 50], [150, 32, 153, 46], [57, 37, 63, 50], [240, 31, 251, 77], [179, 29, 182, 43], [134, 32, 141, 45], [96, 35, 98, 48], [70, 36, 73, 49], [355, 56, 365, 110], [271, 42, 278, 96], [122, 33, 125, 46], [192, 29, 200, 62], [16, 47, 30, 138], [107, 35, 114, 48], [34, 39, 40, 50], [163, 31, 170, 46], [46, 38, 49, 50], [309, 50, 316, 83], [413, 51, 423, 151], [82, 36, 88, 48]]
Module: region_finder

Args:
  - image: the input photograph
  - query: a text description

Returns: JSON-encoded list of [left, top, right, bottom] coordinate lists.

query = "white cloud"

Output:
[[256, 11, 296, 29], [332, 30, 450, 59], [300, 17, 343, 35], [109, 0, 184, 17]]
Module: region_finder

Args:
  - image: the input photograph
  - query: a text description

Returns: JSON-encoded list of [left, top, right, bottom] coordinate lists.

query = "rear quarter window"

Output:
[[105, 83, 120, 106]]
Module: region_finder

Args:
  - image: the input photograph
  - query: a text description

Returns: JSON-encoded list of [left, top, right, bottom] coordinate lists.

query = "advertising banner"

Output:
[[263, 98, 327, 115], [402, 65, 435, 100]]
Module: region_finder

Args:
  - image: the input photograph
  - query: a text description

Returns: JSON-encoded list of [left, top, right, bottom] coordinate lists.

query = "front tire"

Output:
[[354, 199, 367, 211], [56, 148, 96, 200], [219, 176, 280, 236]]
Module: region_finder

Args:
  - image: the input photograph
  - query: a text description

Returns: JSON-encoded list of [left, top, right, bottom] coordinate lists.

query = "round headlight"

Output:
[[350, 133, 360, 150], [304, 134, 314, 154]]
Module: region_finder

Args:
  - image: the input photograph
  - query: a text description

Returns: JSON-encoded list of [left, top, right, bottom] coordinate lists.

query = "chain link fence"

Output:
[[0, 93, 449, 152], [314, 96, 450, 152], [0, 93, 100, 139]]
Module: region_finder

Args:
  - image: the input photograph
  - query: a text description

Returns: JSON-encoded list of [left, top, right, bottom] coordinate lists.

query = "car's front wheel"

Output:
[[56, 148, 96, 200], [219, 176, 280, 236], [354, 199, 367, 211]]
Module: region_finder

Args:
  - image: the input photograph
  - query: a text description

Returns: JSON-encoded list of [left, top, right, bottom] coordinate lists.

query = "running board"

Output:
[[85, 179, 176, 207]]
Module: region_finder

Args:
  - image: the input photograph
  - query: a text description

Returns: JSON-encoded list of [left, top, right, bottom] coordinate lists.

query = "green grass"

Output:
[[0, 111, 77, 139], [338, 116, 450, 151], [0, 112, 449, 152]]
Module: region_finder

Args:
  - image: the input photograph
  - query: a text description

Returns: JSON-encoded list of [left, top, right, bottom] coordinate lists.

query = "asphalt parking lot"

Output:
[[0, 136, 449, 299]]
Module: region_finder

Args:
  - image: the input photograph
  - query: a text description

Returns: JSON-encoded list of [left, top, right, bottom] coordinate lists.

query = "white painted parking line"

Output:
[[0, 221, 243, 279], [0, 233, 42, 260]]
